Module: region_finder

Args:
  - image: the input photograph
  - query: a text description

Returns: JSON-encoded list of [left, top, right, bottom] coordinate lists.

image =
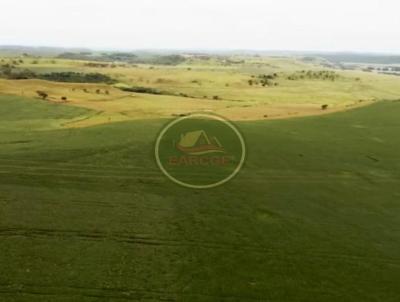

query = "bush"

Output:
[[36, 91, 48, 100]]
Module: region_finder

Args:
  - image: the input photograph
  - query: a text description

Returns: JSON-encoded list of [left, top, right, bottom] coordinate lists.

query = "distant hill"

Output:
[[2, 46, 400, 65], [0, 46, 91, 57], [309, 52, 400, 64]]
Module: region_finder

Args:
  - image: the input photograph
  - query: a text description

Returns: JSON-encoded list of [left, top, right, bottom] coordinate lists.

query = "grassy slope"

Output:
[[0, 96, 399, 301], [0, 95, 92, 130], [2, 57, 400, 126]]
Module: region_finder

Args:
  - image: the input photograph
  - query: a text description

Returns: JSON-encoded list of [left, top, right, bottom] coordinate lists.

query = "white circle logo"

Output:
[[155, 113, 246, 189]]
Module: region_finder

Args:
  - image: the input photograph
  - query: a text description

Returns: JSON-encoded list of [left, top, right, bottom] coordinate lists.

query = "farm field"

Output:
[[0, 91, 400, 301], [1, 53, 400, 301]]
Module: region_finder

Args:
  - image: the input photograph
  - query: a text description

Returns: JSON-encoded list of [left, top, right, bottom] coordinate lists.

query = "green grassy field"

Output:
[[0, 93, 399, 301]]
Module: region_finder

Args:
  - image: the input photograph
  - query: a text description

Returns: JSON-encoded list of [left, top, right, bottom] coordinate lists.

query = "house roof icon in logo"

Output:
[[176, 130, 225, 155]]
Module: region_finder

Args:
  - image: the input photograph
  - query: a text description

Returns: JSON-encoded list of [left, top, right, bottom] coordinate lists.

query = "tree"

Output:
[[36, 91, 48, 100]]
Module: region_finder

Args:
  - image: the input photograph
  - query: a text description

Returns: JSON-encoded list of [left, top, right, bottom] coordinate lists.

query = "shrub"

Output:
[[36, 91, 48, 100]]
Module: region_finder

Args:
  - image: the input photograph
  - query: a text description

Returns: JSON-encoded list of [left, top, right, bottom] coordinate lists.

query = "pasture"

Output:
[[0, 93, 399, 301], [0, 55, 400, 301], [2, 56, 400, 127]]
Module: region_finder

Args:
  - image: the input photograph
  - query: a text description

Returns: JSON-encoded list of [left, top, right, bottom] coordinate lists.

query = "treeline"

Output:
[[0, 66, 116, 84], [58, 52, 186, 65], [248, 73, 279, 87], [287, 70, 339, 81], [117, 85, 222, 101], [118, 86, 164, 95], [247, 70, 341, 86], [39, 72, 116, 84], [149, 55, 186, 65], [58, 52, 138, 63]]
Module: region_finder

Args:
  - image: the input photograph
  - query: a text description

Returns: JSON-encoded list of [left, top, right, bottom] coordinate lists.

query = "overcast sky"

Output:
[[1, 0, 400, 53]]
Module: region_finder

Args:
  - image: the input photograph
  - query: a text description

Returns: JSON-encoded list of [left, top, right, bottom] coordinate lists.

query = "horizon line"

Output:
[[1, 44, 400, 56]]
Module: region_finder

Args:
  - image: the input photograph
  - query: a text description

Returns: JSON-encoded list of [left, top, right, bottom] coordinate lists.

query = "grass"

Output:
[[0, 94, 399, 301], [2, 56, 400, 127], [0, 95, 92, 130]]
